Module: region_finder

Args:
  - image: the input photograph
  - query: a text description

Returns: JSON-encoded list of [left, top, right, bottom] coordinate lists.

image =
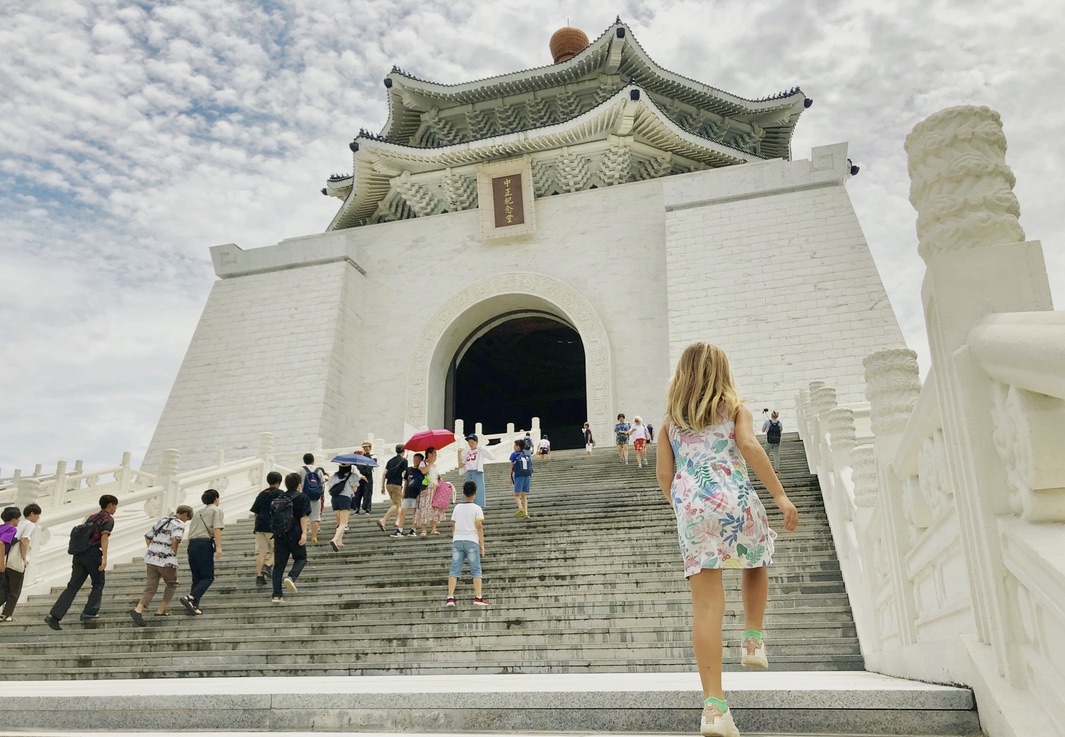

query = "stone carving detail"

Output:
[[598, 140, 632, 187], [406, 273, 613, 436], [904, 105, 1025, 261], [495, 104, 522, 135], [636, 154, 672, 181], [864, 348, 921, 436], [556, 150, 592, 193], [901, 476, 930, 543], [811, 384, 838, 418], [824, 407, 856, 453], [525, 97, 551, 128], [209, 476, 230, 491], [531, 158, 556, 197], [465, 109, 492, 139], [989, 382, 1065, 522], [917, 430, 954, 519], [851, 444, 878, 508], [425, 108, 461, 147], [593, 81, 618, 106], [443, 172, 478, 212], [393, 174, 441, 218], [554, 90, 581, 121], [143, 495, 163, 519]]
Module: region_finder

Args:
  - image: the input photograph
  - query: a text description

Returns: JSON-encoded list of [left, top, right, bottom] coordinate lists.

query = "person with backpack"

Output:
[[391, 452, 426, 538], [1, 503, 41, 622], [249, 472, 282, 586], [377, 444, 408, 533], [522, 432, 533, 453], [44, 494, 118, 630], [129, 505, 193, 625], [0, 507, 21, 618], [509, 439, 533, 519], [762, 410, 783, 473], [270, 472, 311, 604], [179, 489, 223, 617], [298, 454, 326, 543]]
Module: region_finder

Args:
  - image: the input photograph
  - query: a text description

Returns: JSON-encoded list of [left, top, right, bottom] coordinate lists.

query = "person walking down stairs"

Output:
[[44, 494, 118, 631], [656, 343, 800, 737], [446, 481, 488, 608]]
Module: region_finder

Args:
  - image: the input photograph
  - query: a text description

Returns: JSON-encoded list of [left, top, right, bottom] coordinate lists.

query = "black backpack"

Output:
[[522, 436, 533, 452], [766, 420, 782, 444], [302, 467, 325, 500], [270, 492, 295, 538], [68, 513, 101, 555]]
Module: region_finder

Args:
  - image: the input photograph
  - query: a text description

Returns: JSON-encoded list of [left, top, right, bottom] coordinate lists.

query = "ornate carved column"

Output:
[[905, 105, 1052, 683], [864, 347, 922, 648]]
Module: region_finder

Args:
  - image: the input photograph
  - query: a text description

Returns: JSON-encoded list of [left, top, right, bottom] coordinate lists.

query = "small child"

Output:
[[391, 453, 425, 538], [0, 507, 22, 612], [446, 481, 487, 607], [656, 342, 798, 737], [509, 439, 533, 518]]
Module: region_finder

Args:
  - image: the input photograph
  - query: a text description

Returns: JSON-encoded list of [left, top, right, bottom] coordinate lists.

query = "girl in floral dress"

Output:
[[656, 342, 799, 737]]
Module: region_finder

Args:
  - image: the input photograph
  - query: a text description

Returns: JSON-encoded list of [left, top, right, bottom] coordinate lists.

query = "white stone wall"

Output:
[[662, 143, 904, 425], [145, 143, 904, 470]]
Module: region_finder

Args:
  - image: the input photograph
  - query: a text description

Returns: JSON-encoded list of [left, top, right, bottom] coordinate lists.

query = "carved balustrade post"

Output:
[[156, 449, 181, 514], [117, 452, 132, 494], [454, 419, 465, 442], [906, 105, 1054, 683], [852, 445, 879, 510], [864, 348, 922, 649], [531, 416, 541, 444], [474, 423, 483, 438], [50, 461, 68, 510], [824, 407, 857, 525], [33, 464, 42, 477], [16, 477, 42, 510]]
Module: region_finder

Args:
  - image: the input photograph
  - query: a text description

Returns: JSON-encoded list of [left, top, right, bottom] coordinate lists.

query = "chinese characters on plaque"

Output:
[[492, 174, 525, 228]]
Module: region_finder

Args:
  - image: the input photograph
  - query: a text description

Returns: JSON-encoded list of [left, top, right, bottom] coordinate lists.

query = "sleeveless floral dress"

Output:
[[667, 419, 776, 576]]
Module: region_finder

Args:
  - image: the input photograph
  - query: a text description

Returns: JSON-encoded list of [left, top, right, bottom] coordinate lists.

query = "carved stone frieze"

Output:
[[917, 429, 954, 520], [904, 105, 1024, 261], [864, 348, 921, 437], [824, 407, 857, 453], [851, 444, 878, 508], [989, 382, 1065, 522], [406, 273, 613, 434], [811, 384, 838, 418]]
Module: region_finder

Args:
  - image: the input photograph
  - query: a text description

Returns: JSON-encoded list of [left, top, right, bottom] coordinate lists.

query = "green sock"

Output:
[[704, 696, 728, 713], [742, 629, 762, 641]]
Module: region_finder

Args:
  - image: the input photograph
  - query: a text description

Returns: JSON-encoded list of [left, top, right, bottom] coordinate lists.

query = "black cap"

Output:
[[466, 434, 478, 441]]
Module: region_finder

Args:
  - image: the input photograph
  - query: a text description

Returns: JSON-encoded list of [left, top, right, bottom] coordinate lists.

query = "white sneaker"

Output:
[[740, 636, 768, 669], [700, 703, 740, 737], [283, 577, 297, 593]]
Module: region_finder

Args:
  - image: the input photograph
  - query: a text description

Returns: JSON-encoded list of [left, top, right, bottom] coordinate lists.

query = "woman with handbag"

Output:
[[414, 448, 441, 537]]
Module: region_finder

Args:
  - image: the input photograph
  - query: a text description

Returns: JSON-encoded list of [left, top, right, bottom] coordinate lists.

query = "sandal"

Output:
[[376, 519, 386, 532], [431, 529, 440, 535], [154, 611, 171, 617], [420, 531, 428, 539], [179, 596, 202, 616]]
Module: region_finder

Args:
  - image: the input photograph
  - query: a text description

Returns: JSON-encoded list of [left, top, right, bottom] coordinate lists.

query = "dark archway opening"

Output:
[[448, 314, 586, 450]]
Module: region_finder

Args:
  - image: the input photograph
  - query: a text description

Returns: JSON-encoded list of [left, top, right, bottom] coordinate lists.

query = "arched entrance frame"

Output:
[[406, 273, 613, 438]]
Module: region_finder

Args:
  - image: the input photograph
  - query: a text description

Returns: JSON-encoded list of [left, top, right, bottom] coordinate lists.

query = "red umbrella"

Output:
[[403, 429, 456, 452]]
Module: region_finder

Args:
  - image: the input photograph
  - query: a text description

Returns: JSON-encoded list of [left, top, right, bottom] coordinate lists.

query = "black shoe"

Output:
[[129, 609, 146, 627], [262, 564, 273, 577], [44, 615, 61, 631], [256, 574, 266, 586], [80, 613, 100, 622]]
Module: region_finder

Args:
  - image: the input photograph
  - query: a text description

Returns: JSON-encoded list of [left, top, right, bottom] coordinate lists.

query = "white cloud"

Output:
[[1, 0, 1062, 475]]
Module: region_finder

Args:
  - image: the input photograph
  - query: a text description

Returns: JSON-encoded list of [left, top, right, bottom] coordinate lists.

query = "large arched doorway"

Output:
[[447, 312, 586, 450]]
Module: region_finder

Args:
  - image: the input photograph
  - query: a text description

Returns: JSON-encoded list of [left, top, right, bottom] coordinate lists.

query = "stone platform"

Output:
[[0, 671, 980, 735]]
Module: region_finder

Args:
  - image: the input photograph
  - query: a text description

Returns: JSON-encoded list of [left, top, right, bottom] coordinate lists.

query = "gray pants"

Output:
[[767, 442, 781, 469]]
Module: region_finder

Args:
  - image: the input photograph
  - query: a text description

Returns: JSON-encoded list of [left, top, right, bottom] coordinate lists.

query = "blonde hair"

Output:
[[666, 342, 743, 432]]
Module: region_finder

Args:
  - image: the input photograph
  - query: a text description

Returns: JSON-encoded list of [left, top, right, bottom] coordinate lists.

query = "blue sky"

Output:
[[1, 0, 1063, 474]]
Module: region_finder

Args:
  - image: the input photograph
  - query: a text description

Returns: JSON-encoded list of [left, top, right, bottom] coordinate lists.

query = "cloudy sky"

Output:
[[1, 0, 1062, 475]]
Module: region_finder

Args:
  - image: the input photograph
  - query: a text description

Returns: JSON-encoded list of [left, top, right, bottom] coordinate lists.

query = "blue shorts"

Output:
[[331, 494, 353, 511], [449, 540, 482, 578], [513, 476, 531, 494]]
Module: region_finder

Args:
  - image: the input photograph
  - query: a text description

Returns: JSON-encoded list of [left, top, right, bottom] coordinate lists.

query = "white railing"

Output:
[[796, 106, 1065, 737], [10, 417, 535, 601]]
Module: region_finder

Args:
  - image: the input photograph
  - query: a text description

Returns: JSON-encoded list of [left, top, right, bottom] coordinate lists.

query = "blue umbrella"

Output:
[[331, 453, 379, 467]]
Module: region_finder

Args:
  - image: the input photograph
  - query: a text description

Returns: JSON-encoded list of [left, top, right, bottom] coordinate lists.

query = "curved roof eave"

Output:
[[379, 20, 807, 140], [329, 84, 759, 232]]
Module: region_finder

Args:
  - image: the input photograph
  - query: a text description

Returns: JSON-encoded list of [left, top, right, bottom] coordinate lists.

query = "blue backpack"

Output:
[[513, 451, 533, 478], [302, 466, 325, 500]]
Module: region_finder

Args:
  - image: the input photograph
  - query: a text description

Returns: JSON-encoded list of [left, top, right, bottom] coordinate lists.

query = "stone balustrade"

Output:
[[796, 105, 1064, 737]]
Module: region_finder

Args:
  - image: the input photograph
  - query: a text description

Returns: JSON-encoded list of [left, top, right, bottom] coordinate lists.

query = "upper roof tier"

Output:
[[379, 19, 810, 161]]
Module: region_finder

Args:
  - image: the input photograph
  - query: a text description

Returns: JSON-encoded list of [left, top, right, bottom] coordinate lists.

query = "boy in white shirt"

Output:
[[446, 481, 487, 607]]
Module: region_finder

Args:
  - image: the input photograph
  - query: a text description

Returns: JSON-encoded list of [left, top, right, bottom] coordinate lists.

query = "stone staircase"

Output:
[[0, 435, 981, 735]]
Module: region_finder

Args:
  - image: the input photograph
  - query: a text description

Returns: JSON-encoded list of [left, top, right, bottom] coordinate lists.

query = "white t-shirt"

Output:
[[451, 502, 484, 543], [462, 447, 489, 472], [538, 438, 550, 450], [9, 518, 37, 571], [629, 424, 648, 441]]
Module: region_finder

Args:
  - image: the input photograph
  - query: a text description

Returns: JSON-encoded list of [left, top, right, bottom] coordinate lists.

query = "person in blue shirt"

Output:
[[509, 440, 533, 519]]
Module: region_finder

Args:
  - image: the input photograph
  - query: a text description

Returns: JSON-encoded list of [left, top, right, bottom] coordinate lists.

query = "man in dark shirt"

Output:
[[352, 443, 377, 514], [45, 494, 118, 630], [249, 472, 281, 586], [271, 472, 311, 604], [377, 444, 408, 532]]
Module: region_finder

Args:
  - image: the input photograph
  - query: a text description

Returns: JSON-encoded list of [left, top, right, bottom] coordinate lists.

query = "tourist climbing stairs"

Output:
[[0, 434, 981, 735]]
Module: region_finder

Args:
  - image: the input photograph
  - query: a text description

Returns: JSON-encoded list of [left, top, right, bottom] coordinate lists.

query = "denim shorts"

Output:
[[401, 498, 419, 510], [449, 540, 482, 578], [513, 475, 531, 494]]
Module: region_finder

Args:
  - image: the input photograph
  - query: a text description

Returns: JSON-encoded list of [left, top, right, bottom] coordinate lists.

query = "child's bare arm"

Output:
[[735, 407, 798, 531], [655, 417, 674, 505]]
